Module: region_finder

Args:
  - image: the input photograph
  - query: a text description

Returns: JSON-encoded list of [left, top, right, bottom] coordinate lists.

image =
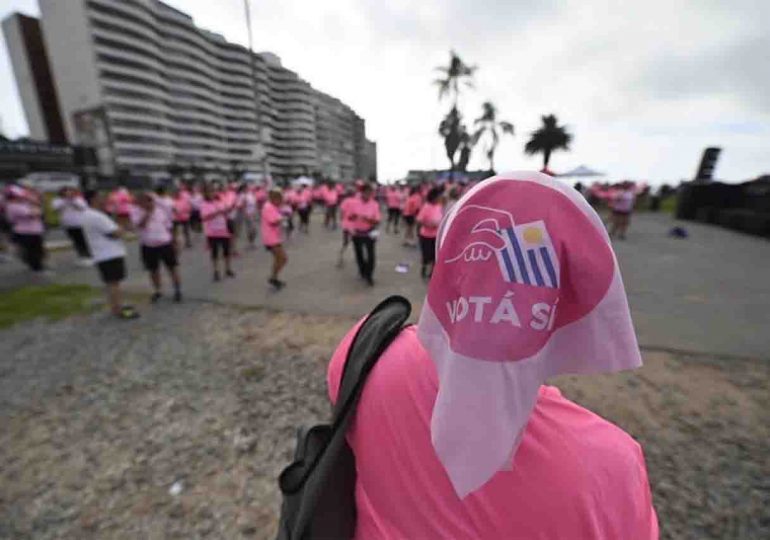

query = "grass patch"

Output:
[[660, 195, 678, 214], [0, 284, 99, 329]]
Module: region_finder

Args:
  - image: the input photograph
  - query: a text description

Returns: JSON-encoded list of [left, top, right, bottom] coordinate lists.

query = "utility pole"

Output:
[[243, 0, 269, 183]]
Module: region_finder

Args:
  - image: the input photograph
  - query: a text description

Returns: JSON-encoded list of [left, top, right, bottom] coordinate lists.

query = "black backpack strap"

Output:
[[332, 295, 411, 425], [281, 295, 411, 539]]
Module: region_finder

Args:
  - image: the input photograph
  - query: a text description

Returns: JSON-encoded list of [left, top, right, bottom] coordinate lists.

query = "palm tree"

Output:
[[473, 101, 514, 173], [433, 50, 477, 107], [439, 107, 464, 173], [524, 114, 572, 169]]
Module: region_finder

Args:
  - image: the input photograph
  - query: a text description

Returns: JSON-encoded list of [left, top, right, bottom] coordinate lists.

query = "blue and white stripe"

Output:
[[496, 223, 559, 288]]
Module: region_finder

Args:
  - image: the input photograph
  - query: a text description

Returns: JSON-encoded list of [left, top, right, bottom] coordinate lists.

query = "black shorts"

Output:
[[226, 219, 236, 235], [612, 210, 632, 217], [388, 208, 401, 218], [265, 243, 283, 253], [419, 235, 437, 265], [97, 257, 126, 284], [207, 237, 231, 259], [141, 243, 178, 271], [403, 215, 416, 226]]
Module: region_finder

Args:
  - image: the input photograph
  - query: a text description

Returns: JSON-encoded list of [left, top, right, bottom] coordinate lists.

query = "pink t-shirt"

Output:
[[296, 189, 312, 210], [614, 190, 636, 213], [416, 202, 443, 238], [340, 196, 358, 232], [386, 188, 402, 209], [260, 201, 283, 247], [109, 188, 133, 216], [200, 200, 230, 238], [6, 201, 44, 235], [403, 193, 423, 217], [350, 197, 381, 234], [324, 188, 339, 207], [173, 197, 191, 222], [327, 324, 659, 540], [131, 205, 172, 247]]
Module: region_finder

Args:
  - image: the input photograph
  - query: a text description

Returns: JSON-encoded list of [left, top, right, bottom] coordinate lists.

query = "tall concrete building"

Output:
[[3, 0, 376, 182]]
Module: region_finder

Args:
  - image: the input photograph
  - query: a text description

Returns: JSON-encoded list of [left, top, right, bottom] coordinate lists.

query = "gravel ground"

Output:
[[0, 302, 767, 539]]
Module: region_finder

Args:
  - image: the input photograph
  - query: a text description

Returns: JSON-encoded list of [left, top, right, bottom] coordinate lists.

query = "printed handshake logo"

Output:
[[444, 205, 560, 289]]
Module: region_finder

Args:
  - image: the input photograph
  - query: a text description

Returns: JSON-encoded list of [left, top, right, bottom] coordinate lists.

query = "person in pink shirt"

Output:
[[261, 188, 287, 289], [325, 171, 658, 539], [108, 185, 134, 229], [200, 184, 235, 281], [131, 192, 182, 302], [220, 184, 241, 256], [242, 185, 259, 248], [348, 183, 381, 286], [172, 188, 192, 249], [189, 183, 204, 233], [338, 187, 358, 267], [323, 181, 340, 230], [416, 187, 444, 279], [296, 185, 312, 234], [5, 185, 46, 272], [282, 186, 297, 237], [385, 185, 403, 234], [402, 186, 422, 247], [610, 181, 637, 240]]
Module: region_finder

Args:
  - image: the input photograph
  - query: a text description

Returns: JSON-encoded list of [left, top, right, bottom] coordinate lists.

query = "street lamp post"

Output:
[[243, 0, 269, 182]]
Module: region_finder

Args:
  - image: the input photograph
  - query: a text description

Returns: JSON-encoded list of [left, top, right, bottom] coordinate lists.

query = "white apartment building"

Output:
[[5, 0, 376, 182]]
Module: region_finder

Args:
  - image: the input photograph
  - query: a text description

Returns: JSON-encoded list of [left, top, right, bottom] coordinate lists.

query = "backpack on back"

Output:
[[276, 295, 412, 540]]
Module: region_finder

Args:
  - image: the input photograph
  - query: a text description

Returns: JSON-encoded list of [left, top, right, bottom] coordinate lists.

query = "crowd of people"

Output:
[[0, 174, 641, 319]]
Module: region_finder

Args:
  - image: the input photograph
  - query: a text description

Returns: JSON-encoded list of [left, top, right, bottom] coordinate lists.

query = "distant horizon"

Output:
[[1, 0, 767, 184]]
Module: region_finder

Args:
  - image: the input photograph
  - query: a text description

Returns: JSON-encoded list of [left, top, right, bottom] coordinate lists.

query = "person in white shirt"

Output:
[[80, 191, 138, 320], [131, 192, 182, 303], [52, 187, 92, 266]]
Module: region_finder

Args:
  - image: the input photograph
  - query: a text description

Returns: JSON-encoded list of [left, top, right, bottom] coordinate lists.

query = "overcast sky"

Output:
[[1, 0, 768, 183]]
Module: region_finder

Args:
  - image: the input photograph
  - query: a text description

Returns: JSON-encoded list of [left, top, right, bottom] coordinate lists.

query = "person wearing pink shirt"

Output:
[[324, 172, 657, 539], [108, 186, 134, 229], [323, 181, 340, 230], [296, 185, 312, 234], [172, 188, 192, 249], [402, 186, 422, 247], [610, 181, 637, 240], [189, 184, 203, 233], [200, 184, 235, 282], [282, 186, 297, 237], [242, 186, 259, 248], [349, 183, 381, 286], [416, 187, 444, 279], [338, 188, 358, 267], [385, 185, 403, 234], [131, 192, 182, 303], [5, 185, 46, 272], [261, 188, 287, 289]]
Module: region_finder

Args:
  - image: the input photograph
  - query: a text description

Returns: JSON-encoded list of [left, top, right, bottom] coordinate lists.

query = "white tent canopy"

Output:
[[559, 165, 604, 178], [291, 176, 315, 187]]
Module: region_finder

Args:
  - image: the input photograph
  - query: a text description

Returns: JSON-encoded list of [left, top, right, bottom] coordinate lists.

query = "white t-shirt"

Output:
[[52, 197, 87, 228], [80, 208, 126, 263]]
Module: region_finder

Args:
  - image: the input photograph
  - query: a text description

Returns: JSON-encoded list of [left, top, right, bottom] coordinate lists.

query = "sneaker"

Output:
[[213, 271, 221, 282], [151, 292, 162, 303], [268, 278, 286, 290], [225, 269, 236, 278], [118, 305, 140, 320], [173, 290, 182, 303]]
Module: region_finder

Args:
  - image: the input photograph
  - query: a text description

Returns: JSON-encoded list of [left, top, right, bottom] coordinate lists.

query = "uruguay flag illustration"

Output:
[[496, 220, 560, 288]]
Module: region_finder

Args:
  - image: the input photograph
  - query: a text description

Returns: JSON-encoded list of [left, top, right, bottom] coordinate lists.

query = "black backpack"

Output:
[[276, 295, 412, 540]]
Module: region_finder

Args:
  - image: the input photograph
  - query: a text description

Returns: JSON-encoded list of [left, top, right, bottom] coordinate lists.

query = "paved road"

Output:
[[1, 210, 768, 359]]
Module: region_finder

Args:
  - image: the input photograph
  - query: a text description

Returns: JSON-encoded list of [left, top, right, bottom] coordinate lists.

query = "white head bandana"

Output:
[[417, 171, 642, 497]]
